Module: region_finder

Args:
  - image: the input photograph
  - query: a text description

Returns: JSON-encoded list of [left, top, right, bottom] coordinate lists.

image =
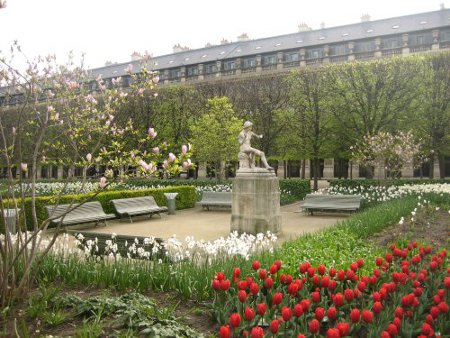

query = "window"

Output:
[[224, 60, 236, 71], [441, 29, 450, 42], [242, 57, 256, 69], [262, 54, 277, 65], [354, 41, 375, 52], [409, 32, 433, 46], [381, 37, 402, 49], [306, 48, 323, 59], [187, 66, 198, 76], [329, 44, 348, 56], [284, 51, 299, 62], [204, 63, 217, 74], [169, 68, 181, 80]]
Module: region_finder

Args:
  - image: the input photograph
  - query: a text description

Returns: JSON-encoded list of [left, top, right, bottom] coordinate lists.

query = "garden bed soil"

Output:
[[1, 207, 448, 337]]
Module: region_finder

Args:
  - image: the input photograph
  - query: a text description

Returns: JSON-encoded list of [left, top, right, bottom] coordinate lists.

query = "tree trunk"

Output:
[[313, 157, 319, 191]]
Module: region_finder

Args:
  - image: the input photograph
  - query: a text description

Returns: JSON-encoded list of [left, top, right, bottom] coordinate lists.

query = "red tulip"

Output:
[[264, 277, 274, 289], [373, 301, 383, 314], [311, 290, 320, 303], [326, 328, 340, 338], [269, 264, 277, 275], [269, 319, 279, 334], [333, 293, 344, 307], [344, 289, 354, 302], [308, 319, 320, 334], [212, 279, 220, 290], [350, 308, 360, 323], [386, 323, 398, 336], [216, 272, 225, 281], [250, 282, 259, 296], [219, 325, 230, 338], [327, 306, 337, 320], [438, 301, 449, 313], [318, 264, 326, 275], [219, 279, 230, 291], [244, 307, 255, 321], [238, 290, 247, 303], [376, 256, 383, 266], [274, 260, 282, 270], [237, 280, 248, 290], [259, 269, 267, 280], [229, 313, 241, 328], [272, 292, 283, 306], [252, 260, 261, 270], [282, 306, 292, 321], [336, 322, 350, 336], [315, 307, 325, 321], [250, 326, 264, 338], [362, 309, 373, 323], [257, 302, 266, 316], [294, 303, 304, 317]]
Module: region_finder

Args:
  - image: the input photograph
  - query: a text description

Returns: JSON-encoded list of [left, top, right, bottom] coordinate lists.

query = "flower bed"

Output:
[[212, 243, 448, 337]]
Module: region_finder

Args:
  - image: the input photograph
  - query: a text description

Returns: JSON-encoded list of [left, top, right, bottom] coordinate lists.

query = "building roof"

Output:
[[50, 8, 450, 80]]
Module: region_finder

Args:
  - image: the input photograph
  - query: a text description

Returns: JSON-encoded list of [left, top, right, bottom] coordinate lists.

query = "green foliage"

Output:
[[279, 179, 310, 204], [190, 97, 243, 179], [15, 186, 196, 230], [329, 178, 450, 189]]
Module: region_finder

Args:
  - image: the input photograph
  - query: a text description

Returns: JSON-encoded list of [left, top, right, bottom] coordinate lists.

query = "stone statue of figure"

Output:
[[238, 121, 273, 170]]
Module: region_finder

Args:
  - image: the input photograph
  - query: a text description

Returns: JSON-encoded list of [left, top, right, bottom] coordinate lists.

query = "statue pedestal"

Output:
[[231, 168, 281, 235]]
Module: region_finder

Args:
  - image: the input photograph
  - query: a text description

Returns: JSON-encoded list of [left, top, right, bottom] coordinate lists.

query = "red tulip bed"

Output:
[[212, 243, 449, 337]]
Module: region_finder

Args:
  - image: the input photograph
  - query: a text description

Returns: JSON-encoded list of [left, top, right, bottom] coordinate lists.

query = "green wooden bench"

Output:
[[301, 194, 362, 215], [45, 201, 116, 227], [198, 191, 232, 210], [70, 231, 166, 260], [111, 196, 168, 222]]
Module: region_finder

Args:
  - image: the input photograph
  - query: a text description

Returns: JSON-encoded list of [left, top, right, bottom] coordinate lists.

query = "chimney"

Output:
[[361, 13, 371, 22], [173, 44, 190, 53], [440, 3, 445, 10], [320, 21, 326, 29], [220, 38, 230, 45], [130, 51, 142, 61], [237, 33, 250, 41], [298, 22, 311, 32]]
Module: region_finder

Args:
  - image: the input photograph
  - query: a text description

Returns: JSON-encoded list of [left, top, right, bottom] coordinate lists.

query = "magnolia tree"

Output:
[[0, 44, 192, 306], [351, 131, 423, 179]]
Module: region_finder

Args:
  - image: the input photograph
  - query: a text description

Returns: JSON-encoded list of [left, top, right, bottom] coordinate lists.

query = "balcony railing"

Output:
[[355, 51, 375, 60], [241, 67, 256, 74], [305, 58, 323, 65], [283, 61, 300, 68], [409, 45, 432, 53], [262, 64, 277, 71], [381, 48, 402, 57], [329, 55, 348, 63]]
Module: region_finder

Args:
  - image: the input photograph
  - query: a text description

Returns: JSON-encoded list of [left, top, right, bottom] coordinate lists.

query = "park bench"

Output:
[[45, 201, 116, 227], [198, 191, 232, 210], [111, 196, 168, 222], [301, 194, 362, 215], [69, 231, 166, 260]]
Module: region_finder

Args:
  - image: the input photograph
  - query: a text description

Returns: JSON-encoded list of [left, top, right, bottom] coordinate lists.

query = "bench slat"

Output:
[[301, 194, 362, 215], [111, 196, 168, 222], [198, 192, 232, 210], [45, 201, 116, 227]]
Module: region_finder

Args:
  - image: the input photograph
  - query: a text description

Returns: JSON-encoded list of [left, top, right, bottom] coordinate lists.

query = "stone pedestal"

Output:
[[231, 168, 281, 235]]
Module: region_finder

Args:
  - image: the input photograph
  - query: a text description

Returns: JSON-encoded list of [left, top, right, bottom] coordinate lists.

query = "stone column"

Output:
[[197, 162, 207, 179], [304, 160, 311, 179], [323, 158, 334, 179], [402, 33, 410, 55], [432, 29, 440, 50], [36, 165, 42, 179], [277, 52, 284, 70], [57, 166, 64, 179], [433, 160, 440, 178], [231, 169, 281, 235], [348, 42, 355, 61], [198, 64, 204, 80], [374, 38, 382, 58], [402, 163, 414, 178], [349, 163, 360, 179], [256, 55, 262, 73], [276, 160, 285, 179], [300, 49, 306, 67]]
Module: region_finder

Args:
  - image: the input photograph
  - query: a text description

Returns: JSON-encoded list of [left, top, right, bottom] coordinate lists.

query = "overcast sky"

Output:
[[1, 0, 449, 70]]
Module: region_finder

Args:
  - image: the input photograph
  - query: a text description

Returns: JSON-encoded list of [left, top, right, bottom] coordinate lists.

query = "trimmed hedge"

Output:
[[14, 186, 196, 231], [329, 178, 450, 189]]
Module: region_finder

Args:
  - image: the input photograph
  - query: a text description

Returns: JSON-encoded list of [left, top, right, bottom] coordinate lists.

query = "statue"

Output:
[[238, 121, 273, 170]]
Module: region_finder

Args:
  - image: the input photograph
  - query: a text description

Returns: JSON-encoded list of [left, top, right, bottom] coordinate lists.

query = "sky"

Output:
[[1, 0, 449, 70]]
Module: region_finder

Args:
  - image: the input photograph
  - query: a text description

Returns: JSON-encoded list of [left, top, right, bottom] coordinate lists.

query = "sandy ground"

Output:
[[60, 200, 348, 243]]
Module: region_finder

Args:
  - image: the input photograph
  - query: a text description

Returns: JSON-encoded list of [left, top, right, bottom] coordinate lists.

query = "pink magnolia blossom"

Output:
[[153, 75, 160, 84], [12, 127, 16, 135], [99, 177, 107, 189], [168, 153, 176, 163], [181, 144, 188, 154], [139, 159, 154, 172], [130, 151, 135, 159], [163, 159, 169, 169], [182, 158, 192, 169], [20, 163, 27, 172], [86, 153, 92, 162], [152, 147, 160, 154], [138, 88, 145, 96], [148, 127, 157, 139]]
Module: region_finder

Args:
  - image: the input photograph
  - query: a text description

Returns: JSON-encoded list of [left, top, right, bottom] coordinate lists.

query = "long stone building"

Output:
[[3, 7, 450, 179]]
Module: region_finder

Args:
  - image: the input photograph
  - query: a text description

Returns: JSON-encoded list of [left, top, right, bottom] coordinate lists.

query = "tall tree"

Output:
[[288, 67, 335, 190], [189, 97, 242, 180], [415, 52, 450, 178]]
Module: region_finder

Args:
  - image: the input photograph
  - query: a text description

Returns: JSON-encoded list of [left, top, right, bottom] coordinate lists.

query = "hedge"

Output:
[[10, 185, 196, 231], [329, 178, 450, 189]]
